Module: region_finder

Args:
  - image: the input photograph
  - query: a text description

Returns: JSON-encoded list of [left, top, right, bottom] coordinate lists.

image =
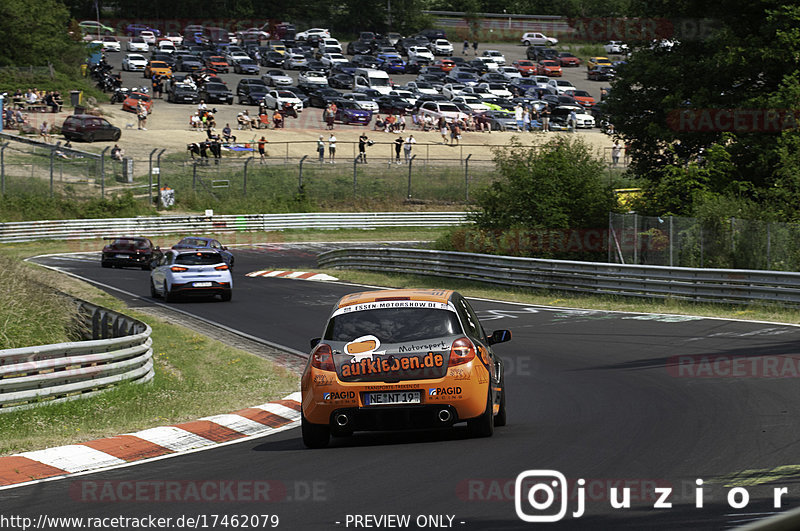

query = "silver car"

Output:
[[150, 249, 233, 302]]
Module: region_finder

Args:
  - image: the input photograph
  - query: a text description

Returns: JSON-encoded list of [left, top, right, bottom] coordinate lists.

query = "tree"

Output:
[[605, 1, 800, 220], [0, 0, 84, 72], [471, 137, 616, 230]]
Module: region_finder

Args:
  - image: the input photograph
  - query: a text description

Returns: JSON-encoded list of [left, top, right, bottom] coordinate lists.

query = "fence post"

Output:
[[464, 153, 472, 201], [156, 148, 166, 205], [148, 148, 157, 205], [633, 213, 638, 265], [0, 142, 7, 196], [407, 154, 416, 198], [298, 154, 308, 190], [669, 216, 673, 267], [100, 146, 109, 198], [285, 142, 289, 163], [353, 156, 359, 199], [192, 161, 197, 190], [243, 156, 255, 196], [49, 148, 55, 197], [767, 222, 771, 270]]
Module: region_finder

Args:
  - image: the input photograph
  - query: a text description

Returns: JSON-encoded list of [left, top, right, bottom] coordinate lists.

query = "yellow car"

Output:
[[144, 60, 172, 79], [301, 288, 511, 448], [587, 56, 613, 70]]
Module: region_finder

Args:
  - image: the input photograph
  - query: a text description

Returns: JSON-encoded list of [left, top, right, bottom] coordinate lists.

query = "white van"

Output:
[[353, 68, 392, 95]]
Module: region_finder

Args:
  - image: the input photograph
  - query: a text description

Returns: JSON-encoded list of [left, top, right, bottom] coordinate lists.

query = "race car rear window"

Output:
[[324, 308, 462, 344], [175, 252, 222, 265]]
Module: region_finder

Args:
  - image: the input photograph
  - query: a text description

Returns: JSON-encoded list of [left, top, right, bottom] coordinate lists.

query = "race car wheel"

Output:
[[494, 383, 507, 427], [220, 290, 232, 302], [150, 279, 159, 298], [301, 412, 330, 448], [523, 40, 530, 46], [467, 389, 495, 438], [101, 261, 111, 268], [164, 282, 176, 302]]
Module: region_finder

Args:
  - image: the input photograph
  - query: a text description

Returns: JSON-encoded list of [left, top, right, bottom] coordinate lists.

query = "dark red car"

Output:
[[101, 237, 163, 270]]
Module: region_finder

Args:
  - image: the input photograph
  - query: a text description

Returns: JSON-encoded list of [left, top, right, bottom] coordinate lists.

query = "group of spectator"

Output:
[[11, 89, 63, 113]]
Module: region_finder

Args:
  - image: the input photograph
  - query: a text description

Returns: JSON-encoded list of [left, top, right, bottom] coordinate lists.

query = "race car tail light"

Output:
[[214, 264, 229, 270], [449, 337, 476, 366], [310, 343, 335, 371], [170, 266, 189, 272]]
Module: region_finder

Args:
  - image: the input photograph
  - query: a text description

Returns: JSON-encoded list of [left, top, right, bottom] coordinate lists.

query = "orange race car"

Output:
[[301, 288, 511, 448], [144, 60, 172, 79]]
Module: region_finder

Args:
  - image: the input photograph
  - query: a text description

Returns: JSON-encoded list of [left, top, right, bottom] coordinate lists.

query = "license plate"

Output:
[[364, 391, 420, 406], [115, 254, 129, 258], [193, 282, 212, 287]]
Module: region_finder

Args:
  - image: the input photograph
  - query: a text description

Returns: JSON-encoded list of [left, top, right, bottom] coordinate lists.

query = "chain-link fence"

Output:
[[609, 213, 800, 271]]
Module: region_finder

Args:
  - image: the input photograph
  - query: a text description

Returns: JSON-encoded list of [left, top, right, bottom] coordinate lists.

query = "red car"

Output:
[[537, 60, 562, 77], [557, 52, 581, 67], [565, 89, 596, 107], [205, 56, 230, 73], [434, 59, 456, 72], [512, 60, 538, 76], [121, 92, 153, 113]]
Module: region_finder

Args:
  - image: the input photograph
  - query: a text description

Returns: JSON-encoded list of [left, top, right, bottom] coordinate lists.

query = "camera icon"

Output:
[[515, 470, 568, 523]]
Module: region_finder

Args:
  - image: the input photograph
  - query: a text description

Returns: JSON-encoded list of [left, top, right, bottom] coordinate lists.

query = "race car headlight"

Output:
[[311, 343, 335, 371], [449, 337, 476, 367]]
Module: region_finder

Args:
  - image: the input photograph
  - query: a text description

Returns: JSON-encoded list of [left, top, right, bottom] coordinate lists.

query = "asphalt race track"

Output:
[[6, 242, 800, 530]]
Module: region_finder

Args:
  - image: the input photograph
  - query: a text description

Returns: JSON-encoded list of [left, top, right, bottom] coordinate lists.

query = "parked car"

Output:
[[564, 89, 596, 107], [237, 78, 269, 105], [121, 92, 153, 113], [587, 57, 613, 70], [481, 50, 506, 66], [205, 56, 230, 73], [328, 73, 354, 90], [334, 100, 372, 125], [167, 83, 200, 104], [122, 54, 148, 71], [521, 32, 558, 46], [234, 58, 260, 74], [429, 39, 454, 56], [199, 82, 234, 104], [537, 60, 562, 77], [61, 114, 121, 142], [296, 28, 331, 41], [557, 52, 581, 67], [126, 37, 149, 52], [79, 20, 113, 35], [262, 89, 305, 111], [587, 65, 616, 81], [150, 249, 232, 302], [342, 92, 379, 112], [99, 36, 121, 52], [298, 70, 329, 87], [175, 55, 204, 72], [262, 69, 293, 86], [144, 61, 172, 78], [603, 41, 629, 54], [306, 87, 343, 108], [416, 100, 467, 123]]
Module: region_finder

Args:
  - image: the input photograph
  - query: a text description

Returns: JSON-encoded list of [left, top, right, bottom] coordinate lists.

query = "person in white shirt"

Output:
[[328, 133, 336, 163], [403, 134, 416, 162]]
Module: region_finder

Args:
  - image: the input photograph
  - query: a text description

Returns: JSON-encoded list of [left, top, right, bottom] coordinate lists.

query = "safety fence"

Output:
[[0, 298, 153, 412], [0, 212, 471, 243], [609, 213, 800, 271], [317, 247, 800, 307]]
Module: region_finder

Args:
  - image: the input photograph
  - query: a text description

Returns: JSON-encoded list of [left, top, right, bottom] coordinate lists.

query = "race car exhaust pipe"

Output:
[[438, 409, 452, 423], [335, 414, 349, 427]]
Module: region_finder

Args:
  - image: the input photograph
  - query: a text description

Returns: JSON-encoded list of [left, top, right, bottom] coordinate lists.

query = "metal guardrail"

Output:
[[0, 212, 471, 243], [317, 247, 800, 307], [0, 299, 153, 412]]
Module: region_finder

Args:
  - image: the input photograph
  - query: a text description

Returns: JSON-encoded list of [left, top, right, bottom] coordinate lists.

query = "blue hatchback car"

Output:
[[171, 237, 235, 269], [334, 101, 373, 125]]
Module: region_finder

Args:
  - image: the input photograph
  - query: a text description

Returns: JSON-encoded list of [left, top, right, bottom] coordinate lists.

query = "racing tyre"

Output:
[[494, 382, 507, 427], [220, 290, 232, 302], [467, 389, 495, 438], [150, 279, 159, 298], [301, 412, 330, 448], [164, 282, 176, 302], [101, 261, 111, 268]]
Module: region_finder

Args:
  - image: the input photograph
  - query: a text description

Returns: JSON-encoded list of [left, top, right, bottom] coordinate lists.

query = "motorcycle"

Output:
[[110, 87, 130, 104]]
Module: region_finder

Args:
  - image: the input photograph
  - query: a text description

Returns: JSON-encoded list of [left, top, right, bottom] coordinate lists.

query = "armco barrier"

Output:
[[0, 212, 471, 243], [316, 247, 800, 307], [0, 299, 153, 412]]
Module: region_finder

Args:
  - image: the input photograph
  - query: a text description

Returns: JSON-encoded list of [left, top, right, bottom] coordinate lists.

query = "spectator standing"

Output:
[[463, 39, 469, 55], [522, 108, 531, 132], [328, 133, 337, 163], [358, 133, 369, 163], [403, 134, 416, 163], [472, 41, 478, 55], [317, 135, 325, 162], [569, 110, 577, 132], [394, 136, 403, 163], [450, 123, 461, 145], [541, 107, 550, 132], [137, 101, 148, 130], [514, 104, 523, 131], [611, 141, 621, 166], [257, 136, 268, 163], [439, 117, 448, 143]]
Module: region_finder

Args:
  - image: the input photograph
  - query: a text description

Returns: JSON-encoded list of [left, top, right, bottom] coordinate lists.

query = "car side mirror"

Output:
[[310, 337, 321, 349], [222, 246, 228, 251], [487, 329, 511, 345]]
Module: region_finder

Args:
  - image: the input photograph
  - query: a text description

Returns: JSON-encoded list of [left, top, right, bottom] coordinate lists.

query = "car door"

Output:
[[151, 253, 170, 290]]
